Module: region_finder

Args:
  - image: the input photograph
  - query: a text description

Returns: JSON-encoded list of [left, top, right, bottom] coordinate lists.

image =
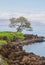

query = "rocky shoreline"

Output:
[[0, 34, 45, 65], [0, 44, 45, 65], [10, 34, 45, 46]]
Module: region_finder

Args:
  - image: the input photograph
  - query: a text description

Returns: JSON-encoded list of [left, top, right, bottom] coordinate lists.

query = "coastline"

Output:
[[9, 34, 45, 46], [0, 43, 45, 65], [0, 34, 45, 65]]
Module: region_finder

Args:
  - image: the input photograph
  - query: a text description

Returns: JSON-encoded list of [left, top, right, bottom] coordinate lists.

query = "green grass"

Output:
[[14, 32, 25, 40], [3, 60, 8, 65], [0, 55, 8, 65], [0, 32, 14, 41], [0, 40, 7, 49], [0, 40, 7, 45], [0, 32, 25, 41]]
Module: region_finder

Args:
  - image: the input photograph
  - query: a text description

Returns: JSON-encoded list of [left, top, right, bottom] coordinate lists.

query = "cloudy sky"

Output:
[[0, 0, 45, 23]]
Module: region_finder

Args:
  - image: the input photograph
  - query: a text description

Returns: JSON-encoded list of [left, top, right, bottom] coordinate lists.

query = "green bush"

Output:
[[0, 40, 7, 49], [0, 32, 25, 41], [3, 60, 8, 65], [0, 40, 7, 45], [14, 32, 25, 40], [0, 32, 14, 41]]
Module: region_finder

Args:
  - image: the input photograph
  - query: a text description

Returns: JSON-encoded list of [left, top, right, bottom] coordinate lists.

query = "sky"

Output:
[[0, 0, 45, 23]]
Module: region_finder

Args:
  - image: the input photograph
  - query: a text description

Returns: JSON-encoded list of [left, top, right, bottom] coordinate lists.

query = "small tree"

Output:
[[9, 16, 32, 32], [9, 18, 16, 26]]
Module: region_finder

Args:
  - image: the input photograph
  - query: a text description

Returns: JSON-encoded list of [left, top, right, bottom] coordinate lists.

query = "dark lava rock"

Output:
[[0, 44, 45, 65]]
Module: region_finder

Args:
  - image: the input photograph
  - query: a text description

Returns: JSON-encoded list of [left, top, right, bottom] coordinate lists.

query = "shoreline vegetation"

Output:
[[0, 32, 45, 65], [0, 32, 44, 45]]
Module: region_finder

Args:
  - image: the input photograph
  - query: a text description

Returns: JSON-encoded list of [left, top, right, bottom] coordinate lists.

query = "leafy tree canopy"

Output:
[[9, 16, 32, 32]]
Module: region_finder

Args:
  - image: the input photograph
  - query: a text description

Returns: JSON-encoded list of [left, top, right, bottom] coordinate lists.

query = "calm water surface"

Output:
[[23, 42, 45, 57]]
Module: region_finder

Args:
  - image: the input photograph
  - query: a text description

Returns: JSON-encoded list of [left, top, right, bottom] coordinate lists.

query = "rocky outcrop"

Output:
[[10, 34, 45, 46], [19, 34, 45, 46], [0, 55, 4, 65], [24, 34, 44, 40], [0, 44, 45, 65]]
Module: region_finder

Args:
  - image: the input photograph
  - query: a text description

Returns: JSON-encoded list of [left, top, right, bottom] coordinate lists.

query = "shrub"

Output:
[[0, 32, 14, 41], [3, 60, 8, 65], [0, 32, 25, 41], [0, 40, 7, 45], [14, 32, 25, 40]]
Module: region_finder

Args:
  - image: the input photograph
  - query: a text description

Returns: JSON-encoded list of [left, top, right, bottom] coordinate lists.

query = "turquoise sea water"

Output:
[[0, 20, 45, 57]]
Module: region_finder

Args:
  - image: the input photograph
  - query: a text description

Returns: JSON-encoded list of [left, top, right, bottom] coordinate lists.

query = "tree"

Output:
[[9, 18, 16, 27], [9, 16, 32, 32]]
